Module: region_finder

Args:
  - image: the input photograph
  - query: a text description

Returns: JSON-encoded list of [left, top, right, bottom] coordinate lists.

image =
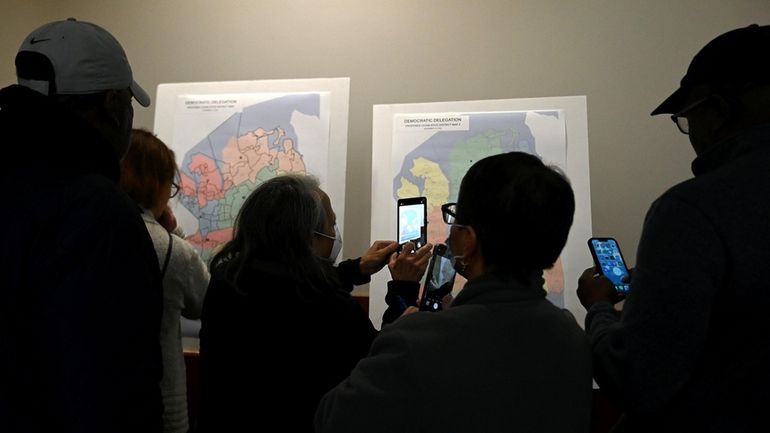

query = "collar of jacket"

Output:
[[691, 122, 770, 176], [452, 271, 546, 307]]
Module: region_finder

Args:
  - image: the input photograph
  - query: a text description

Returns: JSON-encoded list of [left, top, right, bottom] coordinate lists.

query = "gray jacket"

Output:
[[316, 272, 592, 433]]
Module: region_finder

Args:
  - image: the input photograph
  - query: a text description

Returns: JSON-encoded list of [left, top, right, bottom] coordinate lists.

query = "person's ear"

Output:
[[455, 225, 479, 259]]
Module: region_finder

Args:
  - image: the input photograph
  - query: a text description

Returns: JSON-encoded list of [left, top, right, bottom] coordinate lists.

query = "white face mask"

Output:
[[445, 224, 469, 278], [316, 224, 342, 263]]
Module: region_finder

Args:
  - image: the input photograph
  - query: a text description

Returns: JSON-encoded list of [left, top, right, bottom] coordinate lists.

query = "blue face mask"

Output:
[[445, 234, 466, 278]]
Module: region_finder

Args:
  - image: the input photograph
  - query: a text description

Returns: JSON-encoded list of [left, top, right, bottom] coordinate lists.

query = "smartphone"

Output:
[[419, 244, 456, 312], [588, 237, 631, 294], [397, 196, 427, 250]]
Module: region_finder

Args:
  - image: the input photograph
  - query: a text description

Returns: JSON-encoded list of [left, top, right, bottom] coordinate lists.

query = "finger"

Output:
[[415, 250, 432, 264], [625, 267, 635, 281], [372, 239, 394, 248], [388, 251, 399, 266], [413, 243, 433, 259], [402, 241, 416, 253], [369, 240, 388, 253], [381, 241, 399, 254], [581, 267, 597, 279]]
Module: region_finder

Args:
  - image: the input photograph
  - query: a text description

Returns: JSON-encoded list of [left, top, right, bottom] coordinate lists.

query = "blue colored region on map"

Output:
[[393, 111, 556, 199], [181, 93, 321, 177]]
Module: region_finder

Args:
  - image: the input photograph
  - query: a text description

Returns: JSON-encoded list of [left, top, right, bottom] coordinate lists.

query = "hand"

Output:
[[359, 240, 399, 276], [388, 242, 433, 282], [577, 266, 626, 310], [441, 293, 454, 310], [399, 306, 419, 319], [157, 204, 178, 233]]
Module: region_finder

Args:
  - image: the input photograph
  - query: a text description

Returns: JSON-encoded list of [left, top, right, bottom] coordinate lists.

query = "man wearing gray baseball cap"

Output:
[[0, 18, 163, 432], [577, 24, 770, 433]]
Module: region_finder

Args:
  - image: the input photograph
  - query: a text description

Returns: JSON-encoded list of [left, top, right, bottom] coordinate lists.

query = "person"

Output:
[[0, 18, 163, 432], [576, 24, 770, 433], [315, 152, 592, 433], [120, 128, 210, 433], [197, 174, 431, 432]]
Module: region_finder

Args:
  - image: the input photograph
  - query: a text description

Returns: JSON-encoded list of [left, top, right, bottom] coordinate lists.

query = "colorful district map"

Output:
[[392, 110, 566, 306], [176, 93, 320, 260]]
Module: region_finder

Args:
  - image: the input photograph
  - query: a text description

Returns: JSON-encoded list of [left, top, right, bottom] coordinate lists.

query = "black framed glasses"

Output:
[[441, 202, 457, 224], [170, 181, 180, 199], [670, 96, 711, 134]]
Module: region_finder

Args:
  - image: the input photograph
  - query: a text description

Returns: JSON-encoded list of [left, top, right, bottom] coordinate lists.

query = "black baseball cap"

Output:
[[651, 24, 770, 115]]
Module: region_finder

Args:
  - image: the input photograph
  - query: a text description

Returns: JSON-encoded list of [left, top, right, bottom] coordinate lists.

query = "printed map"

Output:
[[175, 93, 323, 260], [392, 110, 567, 305]]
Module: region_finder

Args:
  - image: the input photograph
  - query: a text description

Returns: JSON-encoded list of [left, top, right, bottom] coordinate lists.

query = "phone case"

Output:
[[419, 244, 455, 311], [587, 237, 631, 294], [397, 196, 428, 249]]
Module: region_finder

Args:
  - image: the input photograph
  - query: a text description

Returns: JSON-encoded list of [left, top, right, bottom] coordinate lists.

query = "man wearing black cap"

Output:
[[0, 19, 163, 432], [576, 25, 770, 432]]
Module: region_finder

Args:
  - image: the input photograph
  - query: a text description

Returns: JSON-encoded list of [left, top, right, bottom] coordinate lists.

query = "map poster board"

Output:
[[154, 78, 350, 262], [370, 96, 593, 329]]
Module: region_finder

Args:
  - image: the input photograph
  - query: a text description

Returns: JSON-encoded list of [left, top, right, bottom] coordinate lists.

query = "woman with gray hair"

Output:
[[198, 174, 430, 432]]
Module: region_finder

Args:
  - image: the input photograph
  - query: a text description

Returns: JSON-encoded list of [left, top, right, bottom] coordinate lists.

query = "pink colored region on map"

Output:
[[221, 127, 306, 185], [187, 228, 233, 250], [180, 127, 308, 257], [188, 153, 225, 209]]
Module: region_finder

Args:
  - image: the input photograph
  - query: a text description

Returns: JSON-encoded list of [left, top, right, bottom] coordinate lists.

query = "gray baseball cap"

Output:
[[15, 17, 150, 107]]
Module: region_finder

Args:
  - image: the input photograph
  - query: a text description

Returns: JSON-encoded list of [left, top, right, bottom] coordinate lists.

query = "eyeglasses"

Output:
[[441, 202, 457, 224], [670, 96, 711, 134], [170, 181, 180, 199]]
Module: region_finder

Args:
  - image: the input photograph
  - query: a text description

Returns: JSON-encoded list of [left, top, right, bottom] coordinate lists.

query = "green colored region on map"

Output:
[[218, 181, 257, 229], [255, 160, 279, 183], [447, 128, 516, 198]]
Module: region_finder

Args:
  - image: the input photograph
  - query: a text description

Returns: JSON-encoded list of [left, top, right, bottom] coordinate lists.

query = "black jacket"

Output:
[[198, 258, 381, 433], [586, 123, 770, 433], [0, 85, 164, 433]]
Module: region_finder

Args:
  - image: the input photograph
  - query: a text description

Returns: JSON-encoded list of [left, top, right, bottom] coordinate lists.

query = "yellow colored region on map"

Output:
[[397, 177, 420, 198], [409, 157, 450, 205]]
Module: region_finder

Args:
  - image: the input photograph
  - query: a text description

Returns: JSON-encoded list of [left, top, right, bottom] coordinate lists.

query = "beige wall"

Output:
[[3, 0, 769, 295]]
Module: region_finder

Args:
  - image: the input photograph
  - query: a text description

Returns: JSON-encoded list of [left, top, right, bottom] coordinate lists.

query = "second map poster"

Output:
[[370, 96, 592, 328]]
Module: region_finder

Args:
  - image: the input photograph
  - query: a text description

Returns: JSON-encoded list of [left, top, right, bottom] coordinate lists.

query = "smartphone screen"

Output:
[[419, 244, 456, 312], [397, 197, 427, 249], [588, 237, 631, 294]]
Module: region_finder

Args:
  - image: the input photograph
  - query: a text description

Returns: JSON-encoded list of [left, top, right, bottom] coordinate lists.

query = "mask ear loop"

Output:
[[447, 224, 469, 274]]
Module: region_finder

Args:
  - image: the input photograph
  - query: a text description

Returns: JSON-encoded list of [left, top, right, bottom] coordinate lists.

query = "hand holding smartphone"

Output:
[[419, 244, 456, 312], [397, 197, 427, 251], [587, 237, 631, 294]]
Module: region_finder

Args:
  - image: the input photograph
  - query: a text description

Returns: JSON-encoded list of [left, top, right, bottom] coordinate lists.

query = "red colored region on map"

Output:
[[187, 227, 233, 250]]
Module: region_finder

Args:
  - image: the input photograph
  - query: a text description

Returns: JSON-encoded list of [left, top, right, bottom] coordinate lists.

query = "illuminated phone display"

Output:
[[588, 237, 631, 294], [397, 197, 427, 249]]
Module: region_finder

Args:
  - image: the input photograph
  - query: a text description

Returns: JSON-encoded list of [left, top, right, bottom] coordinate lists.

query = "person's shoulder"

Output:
[[170, 230, 203, 258], [65, 174, 137, 216], [41, 175, 144, 242], [379, 309, 458, 340]]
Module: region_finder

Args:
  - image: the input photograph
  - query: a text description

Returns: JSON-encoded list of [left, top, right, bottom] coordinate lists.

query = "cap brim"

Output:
[[651, 86, 687, 115], [130, 80, 150, 107]]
